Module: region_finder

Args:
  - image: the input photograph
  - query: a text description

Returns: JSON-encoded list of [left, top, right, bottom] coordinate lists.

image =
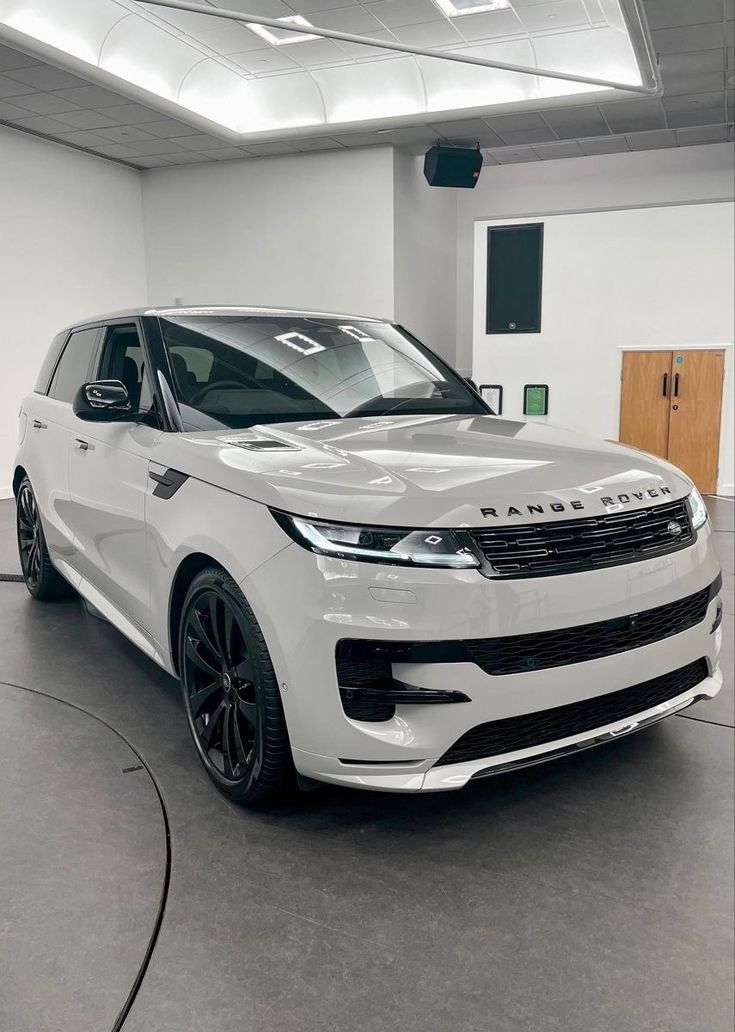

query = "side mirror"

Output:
[[73, 380, 134, 422]]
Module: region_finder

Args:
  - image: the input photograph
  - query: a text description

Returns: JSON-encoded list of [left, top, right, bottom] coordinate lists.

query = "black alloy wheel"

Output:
[[16, 477, 71, 600], [179, 567, 292, 805]]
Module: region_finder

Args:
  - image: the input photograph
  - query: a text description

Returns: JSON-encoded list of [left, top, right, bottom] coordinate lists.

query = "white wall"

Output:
[[0, 126, 146, 496], [392, 152, 457, 363], [142, 146, 396, 320], [457, 143, 735, 374], [471, 202, 735, 493]]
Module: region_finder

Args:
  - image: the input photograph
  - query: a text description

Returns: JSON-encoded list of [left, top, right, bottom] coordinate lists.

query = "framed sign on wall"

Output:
[[479, 383, 503, 414], [523, 384, 549, 416]]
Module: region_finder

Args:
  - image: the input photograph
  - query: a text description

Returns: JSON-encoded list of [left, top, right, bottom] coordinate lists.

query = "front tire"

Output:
[[16, 477, 72, 601], [179, 567, 293, 805]]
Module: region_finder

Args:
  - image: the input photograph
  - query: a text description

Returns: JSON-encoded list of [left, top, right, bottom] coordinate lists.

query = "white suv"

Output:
[[14, 307, 723, 804]]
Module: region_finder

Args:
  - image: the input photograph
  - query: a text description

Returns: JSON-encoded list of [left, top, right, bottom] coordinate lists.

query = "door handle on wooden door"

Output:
[[662, 373, 669, 397], [673, 372, 680, 397]]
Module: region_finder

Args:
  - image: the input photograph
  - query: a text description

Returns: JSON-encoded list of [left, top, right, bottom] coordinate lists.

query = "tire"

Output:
[[16, 477, 73, 601], [178, 566, 293, 805]]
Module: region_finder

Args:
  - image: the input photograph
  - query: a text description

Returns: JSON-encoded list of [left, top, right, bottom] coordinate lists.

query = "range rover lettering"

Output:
[[14, 308, 723, 804]]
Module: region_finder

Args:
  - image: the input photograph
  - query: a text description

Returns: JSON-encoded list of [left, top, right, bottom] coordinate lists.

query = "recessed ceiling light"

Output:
[[430, 0, 511, 18], [247, 15, 318, 46]]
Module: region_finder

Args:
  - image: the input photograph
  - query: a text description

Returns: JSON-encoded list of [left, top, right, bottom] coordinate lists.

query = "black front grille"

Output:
[[465, 577, 719, 675], [471, 498, 694, 578], [434, 658, 709, 767]]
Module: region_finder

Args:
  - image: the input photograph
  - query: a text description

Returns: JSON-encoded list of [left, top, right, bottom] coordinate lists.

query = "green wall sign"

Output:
[[524, 384, 549, 416]]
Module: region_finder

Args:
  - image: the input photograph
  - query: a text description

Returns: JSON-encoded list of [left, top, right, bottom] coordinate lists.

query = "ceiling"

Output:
[[0, 0, 732, 168]]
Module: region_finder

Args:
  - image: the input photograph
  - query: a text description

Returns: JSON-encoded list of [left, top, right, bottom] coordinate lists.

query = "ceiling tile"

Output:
[[13, 114, 76, 134], [291, 0, 364, 11], [96, 125, 158, 143], [310, 6, 384, 32], [0, 44, 38, 72], [54, 110, 122, 130], [295, 136, 347, 149], [228, 48, 299, 72], [485, 111, 550, 132], [452, 8, 525, 40], [663, 90, 727, 127], [578, 135, 630, 155], [161, 152, 212, 163], [495, 126, 558, 143], [5, 66, 89, 91], [642, 0, 724, 30], [334, 28, 400, 59], [542, 105, 610, 138], [92, 143, 147, 159], [0, 99, 34, 119], [331, 130, 385, 145], [245, 140, 300, 154], [126, 139, 191, 155], [625, 128, 678, 150], [519, 0, 591, 33], [366, 0, 444, 29], [52, 85, 133, 109], [599, 98, 666, 132], [487, 145, 540, 162], [96, 103, 171, 125], [54, 130, 122, 148], [391, 19, 465, 46], [651, 23, 725, 54], [199, 147, 252, 159], [288, 38, 353, 66], [167, 133, 230, 151], [140, 119, 207, 138], [675, 123, 730, 145], [7, 92, 81, 116], [532, 139, 584, 159], [0, 73, 37, 98], [134, 156, 175, 167]]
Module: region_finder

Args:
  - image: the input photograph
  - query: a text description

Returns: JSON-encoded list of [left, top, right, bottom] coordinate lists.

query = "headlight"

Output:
[[688, 488, 708, 530], [272, 512, 480, 569]]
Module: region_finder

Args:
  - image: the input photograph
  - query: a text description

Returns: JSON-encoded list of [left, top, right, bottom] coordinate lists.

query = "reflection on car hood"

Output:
[[152, 414, 693, 527]]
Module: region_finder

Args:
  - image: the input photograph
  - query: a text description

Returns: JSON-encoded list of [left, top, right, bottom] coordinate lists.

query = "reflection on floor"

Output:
[[0, 495, 732, 1032]]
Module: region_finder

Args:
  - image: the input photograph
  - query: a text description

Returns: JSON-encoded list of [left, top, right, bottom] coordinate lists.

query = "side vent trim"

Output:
[[149, 468, 189, 500]]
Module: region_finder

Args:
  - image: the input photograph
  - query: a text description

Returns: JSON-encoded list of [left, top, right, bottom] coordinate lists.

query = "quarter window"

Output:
[[48, 328, 99, 403]]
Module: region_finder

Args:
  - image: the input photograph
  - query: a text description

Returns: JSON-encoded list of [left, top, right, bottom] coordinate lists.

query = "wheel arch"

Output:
[[13, 465, 27, 497], [168, 552, 225, 676]]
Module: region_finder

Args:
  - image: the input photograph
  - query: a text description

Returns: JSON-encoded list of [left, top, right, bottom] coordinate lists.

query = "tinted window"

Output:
[[160, 315, 485, 431], [35, 332, 67, 394], [97, 324, 154, 416], [48, 328, 99, 403]]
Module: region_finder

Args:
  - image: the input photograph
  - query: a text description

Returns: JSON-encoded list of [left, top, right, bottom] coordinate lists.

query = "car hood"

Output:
[[154, 414, 693, 527]]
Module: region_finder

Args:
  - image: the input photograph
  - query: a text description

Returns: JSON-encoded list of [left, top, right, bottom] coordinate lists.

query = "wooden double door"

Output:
[[619, 349, 725, 494]]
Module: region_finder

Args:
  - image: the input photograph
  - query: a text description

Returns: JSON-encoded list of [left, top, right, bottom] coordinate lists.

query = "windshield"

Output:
[[159, 314, 487, 431]]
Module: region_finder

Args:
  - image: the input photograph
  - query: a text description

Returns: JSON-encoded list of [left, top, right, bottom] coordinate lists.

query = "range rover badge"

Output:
[[667, 521, 683, 537]]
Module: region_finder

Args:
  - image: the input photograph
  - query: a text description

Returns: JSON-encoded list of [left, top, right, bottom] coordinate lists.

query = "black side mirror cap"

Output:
[[73, 380, 135, 422]]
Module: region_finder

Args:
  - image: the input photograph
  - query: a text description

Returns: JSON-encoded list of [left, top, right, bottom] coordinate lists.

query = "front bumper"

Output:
[[243, 521, 723, 792]]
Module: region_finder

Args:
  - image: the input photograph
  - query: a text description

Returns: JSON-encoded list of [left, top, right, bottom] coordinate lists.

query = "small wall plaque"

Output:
[[523, 384, 548, 416], [479, 383, 503, 414]]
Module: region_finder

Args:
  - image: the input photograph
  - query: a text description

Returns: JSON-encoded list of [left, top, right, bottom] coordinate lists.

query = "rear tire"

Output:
[[16, 477, 73, 601], [179, 566, 293, 806]]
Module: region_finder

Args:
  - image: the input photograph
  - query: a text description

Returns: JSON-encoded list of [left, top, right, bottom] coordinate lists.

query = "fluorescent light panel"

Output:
[[431, 0, 511, 17], [247, 15, 318, 45]]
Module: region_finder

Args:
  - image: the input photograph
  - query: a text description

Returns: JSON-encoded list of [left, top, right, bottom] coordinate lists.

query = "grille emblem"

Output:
[[667, 521, 683, 537]]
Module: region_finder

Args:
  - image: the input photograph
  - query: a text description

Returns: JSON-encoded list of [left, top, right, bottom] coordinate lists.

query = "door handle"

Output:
[[674, 372, 680, 397], [32, 419, 47, 430], [662, 372, 669, 397], [74, 438, 89, 451]]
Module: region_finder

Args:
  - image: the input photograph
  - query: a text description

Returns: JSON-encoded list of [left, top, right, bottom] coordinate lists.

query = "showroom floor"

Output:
[[0, 496, 732, 1032]]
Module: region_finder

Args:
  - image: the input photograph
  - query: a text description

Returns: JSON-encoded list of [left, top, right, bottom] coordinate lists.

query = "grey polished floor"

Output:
[[0, 496, 732, 1032]]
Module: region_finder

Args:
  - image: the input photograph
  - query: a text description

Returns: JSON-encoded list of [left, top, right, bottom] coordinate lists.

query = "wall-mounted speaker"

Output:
[[423, 145, 482, 189]]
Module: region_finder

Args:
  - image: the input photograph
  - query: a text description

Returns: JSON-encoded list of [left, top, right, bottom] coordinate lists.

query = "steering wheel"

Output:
[[188, 380, 250, 407]]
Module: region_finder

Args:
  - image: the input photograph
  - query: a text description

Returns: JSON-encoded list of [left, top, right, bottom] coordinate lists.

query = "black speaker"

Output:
[[423, 145, 482, 189]]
